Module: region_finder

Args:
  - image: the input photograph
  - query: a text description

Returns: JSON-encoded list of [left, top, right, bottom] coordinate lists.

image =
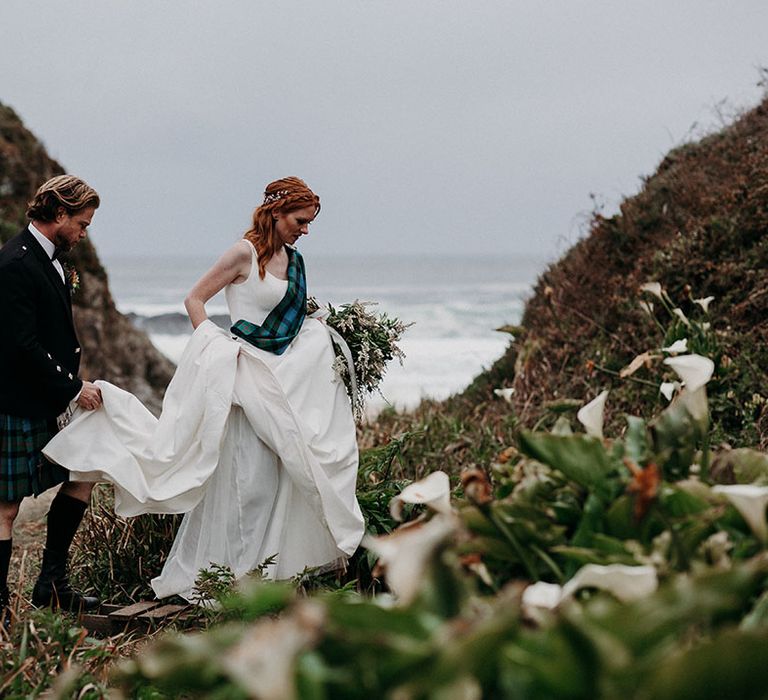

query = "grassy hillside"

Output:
[[365, 97, 768, 472]]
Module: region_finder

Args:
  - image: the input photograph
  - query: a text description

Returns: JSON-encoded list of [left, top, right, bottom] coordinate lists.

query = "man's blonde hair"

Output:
[[26, 175, 100, 222]]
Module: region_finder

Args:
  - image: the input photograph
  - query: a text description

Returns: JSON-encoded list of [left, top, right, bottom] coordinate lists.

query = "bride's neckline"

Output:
[[242, 239, 289, 282]]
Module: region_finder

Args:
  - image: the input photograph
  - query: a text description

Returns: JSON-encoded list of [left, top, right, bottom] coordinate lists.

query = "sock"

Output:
[[45, 492, 87, 554], [0, 539, 10, 590]]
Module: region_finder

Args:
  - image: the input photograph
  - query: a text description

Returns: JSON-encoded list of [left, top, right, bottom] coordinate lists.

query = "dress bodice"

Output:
[[225, 241, 288, 326]]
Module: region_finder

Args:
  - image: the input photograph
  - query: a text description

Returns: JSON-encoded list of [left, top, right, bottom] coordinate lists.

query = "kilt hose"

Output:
[[0, 414, 69, 502]]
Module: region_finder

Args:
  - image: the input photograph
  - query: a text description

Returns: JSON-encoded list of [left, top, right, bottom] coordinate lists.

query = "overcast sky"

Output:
[[1, 1, 766, 262]]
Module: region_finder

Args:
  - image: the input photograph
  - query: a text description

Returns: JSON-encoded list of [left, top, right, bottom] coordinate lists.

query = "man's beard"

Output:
[[53, 233, 74, 253]]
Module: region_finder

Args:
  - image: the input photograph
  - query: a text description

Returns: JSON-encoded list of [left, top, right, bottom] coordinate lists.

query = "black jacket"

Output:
[[0, 228, 82, 418]]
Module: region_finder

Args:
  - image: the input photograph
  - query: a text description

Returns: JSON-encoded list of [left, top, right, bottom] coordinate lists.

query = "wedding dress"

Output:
[[44, 243, 364, 600]]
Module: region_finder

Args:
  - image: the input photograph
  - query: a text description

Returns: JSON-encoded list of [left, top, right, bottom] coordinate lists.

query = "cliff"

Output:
[[365, 96, 768, 472], [0, 103, 174, 414], [471, 96, 768, 447]]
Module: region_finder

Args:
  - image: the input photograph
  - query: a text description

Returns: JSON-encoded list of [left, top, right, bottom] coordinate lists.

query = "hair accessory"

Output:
[[263, 189, 289, 205]]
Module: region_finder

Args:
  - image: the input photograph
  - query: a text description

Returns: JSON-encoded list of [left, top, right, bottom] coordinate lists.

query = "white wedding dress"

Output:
[[44, 242, 364, 600]]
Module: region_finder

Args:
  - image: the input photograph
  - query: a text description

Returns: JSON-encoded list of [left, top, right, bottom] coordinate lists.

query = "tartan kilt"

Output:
[[0, 414, 69, 502]]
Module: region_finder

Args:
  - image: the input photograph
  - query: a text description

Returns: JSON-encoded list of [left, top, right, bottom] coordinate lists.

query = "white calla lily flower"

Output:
[[659, 381, 680, 402], [663, 354, 715, 392], [662, 339, 688, 354], [577, 390, 608, 439], [561, 564, 658, 602], [223, 601, 324, 699], [672, 308, 691, 327], [639, 282, 664, 300], [680, 386, 709, 424], [390, 470, 451, 521], [638, 300, 654, 316], [712, 485, 768, 543], [522, 564, 657, 613], [363, 514, 457, 603], [522, 581, 563, 610], [494, 387, 515, 403], [693, 296, 715, 313]]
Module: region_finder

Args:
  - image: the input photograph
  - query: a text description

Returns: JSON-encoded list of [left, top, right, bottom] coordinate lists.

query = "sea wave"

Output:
[[148, 332, 510, 416]]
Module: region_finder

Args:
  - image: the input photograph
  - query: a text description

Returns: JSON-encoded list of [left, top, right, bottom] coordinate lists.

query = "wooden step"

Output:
[[79, 600, 194, 636], [108, 600, 162, 622]]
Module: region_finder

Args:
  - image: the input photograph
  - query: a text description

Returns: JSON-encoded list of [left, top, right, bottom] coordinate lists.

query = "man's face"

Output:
[[53, 206, 95, 252]]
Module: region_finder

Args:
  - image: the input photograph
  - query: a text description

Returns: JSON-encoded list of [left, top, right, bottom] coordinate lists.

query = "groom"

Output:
[[0, 175, 104, 614]]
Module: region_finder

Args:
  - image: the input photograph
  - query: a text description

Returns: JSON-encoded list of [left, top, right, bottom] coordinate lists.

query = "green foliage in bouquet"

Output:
[[308, 297, 411, 420]]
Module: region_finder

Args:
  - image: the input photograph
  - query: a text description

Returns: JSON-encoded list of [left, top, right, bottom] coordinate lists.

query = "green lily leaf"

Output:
[[519, 432, 616, 501], [710, 448, 768, 486], [740, 589, 768, 632], [552, 543, 638, 567], [650, 394, 700, 481], [647, 629, 768, 700], [658, 484, 711, 517], [624, 416, 651, 465]]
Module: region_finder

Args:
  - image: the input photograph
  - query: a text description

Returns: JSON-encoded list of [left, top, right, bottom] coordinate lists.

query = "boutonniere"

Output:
[[61, 263, 80, 292]]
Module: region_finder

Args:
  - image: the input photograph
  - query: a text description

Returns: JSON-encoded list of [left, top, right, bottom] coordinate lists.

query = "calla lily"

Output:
[[672, 308, 691, 327], [363, 514, 457, 603], [522, 581, 563, 610], [694, 296, 715, 313], [638, 300, 654, 316], [680, 386, 709, 425], [659, 381, 680, 402], [662, 339, 688, 354], [712, 485, 768, 543], [522, 564, 658, 612], [222, 600, 324, 699], [663, 354, 715, 392], [577, 390, 609, 439], [561, 563, 658, 602], [639, 282, 664, 300], [390, 471, 451, 521], [494, 387, 515, 403]]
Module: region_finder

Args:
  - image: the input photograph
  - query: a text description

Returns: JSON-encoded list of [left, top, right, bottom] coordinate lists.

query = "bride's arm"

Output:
[[185, 241, 252, 329]]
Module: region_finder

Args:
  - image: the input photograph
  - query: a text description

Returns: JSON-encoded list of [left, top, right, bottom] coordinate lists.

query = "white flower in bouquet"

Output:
[[308, 297, 411, 420]]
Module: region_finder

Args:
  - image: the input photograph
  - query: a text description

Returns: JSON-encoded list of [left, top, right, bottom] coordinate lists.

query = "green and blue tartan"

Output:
[[0, 414, 68, 501], [231, 247, 307, 355]]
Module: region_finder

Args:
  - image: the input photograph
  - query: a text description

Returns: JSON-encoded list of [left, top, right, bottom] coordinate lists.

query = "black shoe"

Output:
[[32, 548, 99, 612]]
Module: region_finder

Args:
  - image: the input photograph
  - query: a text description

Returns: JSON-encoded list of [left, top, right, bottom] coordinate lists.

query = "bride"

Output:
[[44, 177, 365, 600]]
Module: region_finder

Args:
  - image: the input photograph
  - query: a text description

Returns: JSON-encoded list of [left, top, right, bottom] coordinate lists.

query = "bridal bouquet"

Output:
[[308, 297, 411, 420]]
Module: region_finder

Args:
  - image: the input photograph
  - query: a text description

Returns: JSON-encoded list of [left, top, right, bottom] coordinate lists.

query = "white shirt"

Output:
[[27, 223, 81, 405], [28, 223, 65, 283]]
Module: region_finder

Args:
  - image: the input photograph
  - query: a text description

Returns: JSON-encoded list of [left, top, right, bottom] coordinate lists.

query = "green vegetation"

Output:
[[4, 95, 768, 697], [109, 326, 768, 698]]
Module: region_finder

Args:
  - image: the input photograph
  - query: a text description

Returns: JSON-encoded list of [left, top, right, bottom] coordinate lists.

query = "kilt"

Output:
[[0, 414, 69, 502]]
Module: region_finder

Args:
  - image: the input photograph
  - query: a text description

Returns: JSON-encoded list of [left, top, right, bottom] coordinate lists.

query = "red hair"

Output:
[[244, 176, 320, 279]]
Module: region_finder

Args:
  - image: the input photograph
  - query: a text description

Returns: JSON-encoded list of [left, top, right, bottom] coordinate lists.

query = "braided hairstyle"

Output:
[[244, 176, 321, 279]]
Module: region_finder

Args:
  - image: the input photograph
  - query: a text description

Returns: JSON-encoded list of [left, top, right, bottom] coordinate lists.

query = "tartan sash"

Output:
[[230, 248, 307, 355]]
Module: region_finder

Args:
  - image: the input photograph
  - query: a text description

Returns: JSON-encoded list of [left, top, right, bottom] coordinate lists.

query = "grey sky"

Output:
[[1, 1, 766, 261]]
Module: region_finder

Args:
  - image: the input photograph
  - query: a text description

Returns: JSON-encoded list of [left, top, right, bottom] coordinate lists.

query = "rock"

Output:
[[0, 102, 175, 414]]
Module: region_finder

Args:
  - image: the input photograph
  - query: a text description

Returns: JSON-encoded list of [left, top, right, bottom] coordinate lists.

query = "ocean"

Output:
[[100, 252, 547, 414]]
